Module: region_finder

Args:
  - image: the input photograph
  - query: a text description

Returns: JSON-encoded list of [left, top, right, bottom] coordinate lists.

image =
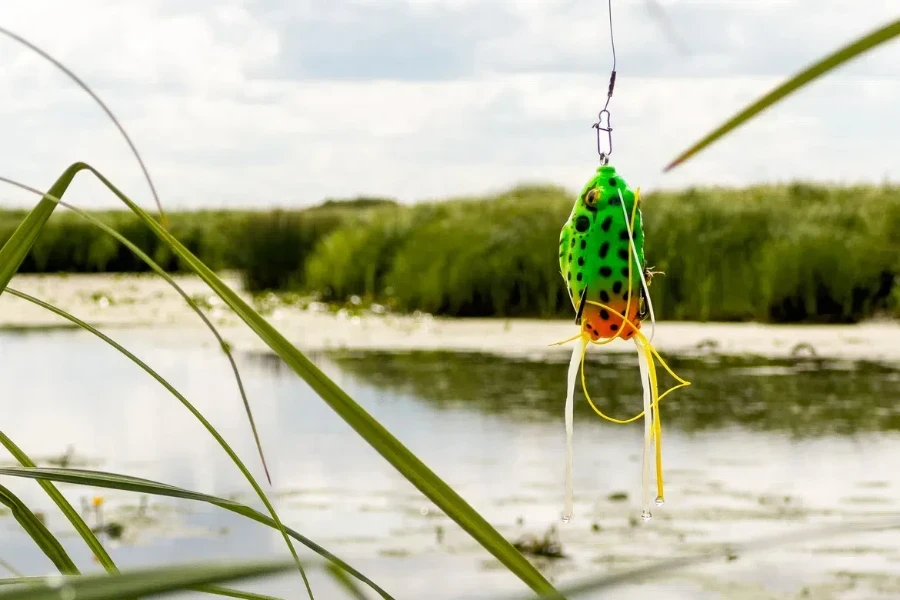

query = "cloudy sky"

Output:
[[0, 0, 897, 210]]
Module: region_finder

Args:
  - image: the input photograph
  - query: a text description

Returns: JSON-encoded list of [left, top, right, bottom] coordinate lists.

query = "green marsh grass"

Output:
[[0, 182, 900, 322], [0, 181, 273, 485], [0, 176, 318, 599], [0, 24, 505, 600], [0, 465, 391, 599], [0, 559, 304, 600], [0, 209, 252, 274], [0, 15, 897, 600], [7, 181, 897, 323], [289, 183, 900, 322], [237, 208, 347, 291], [0, 484, 78, 575], [0, 162, 559, 597]]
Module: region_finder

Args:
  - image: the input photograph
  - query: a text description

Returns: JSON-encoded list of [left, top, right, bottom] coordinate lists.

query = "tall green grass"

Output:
[[9, 182, 897, 324], [270, 182, 900, 323], [237, 208, 345, 291], [0, 160, 561, 598], [0, 209, 291, 275], [0, 22, 559, 597], [0, 196, 398, 279]]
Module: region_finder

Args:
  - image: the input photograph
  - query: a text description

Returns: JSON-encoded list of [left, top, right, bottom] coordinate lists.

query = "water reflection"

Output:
[[319, 350, 900, 436]]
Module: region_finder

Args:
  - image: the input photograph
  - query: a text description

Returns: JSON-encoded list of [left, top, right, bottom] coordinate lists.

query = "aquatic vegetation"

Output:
[[2, 182, 897, 324], [2, 183, 898, 324], [232, 182, 900, 323], [512, 525, 566, 560]]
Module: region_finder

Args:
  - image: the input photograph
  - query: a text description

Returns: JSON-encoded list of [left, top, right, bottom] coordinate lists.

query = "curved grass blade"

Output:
[[0, 560, 22, 578], [0, 578, 41, 587], [0, 432, 116, 569], [0, 579, 45, 587], [0, 288, 314, 598], [664, 18, 900, 172], [1, 22, 549, 598], [0, 434, 263, 600], [0, 174, 125, 573], [185, 587, 284, 600], [0, 184, 388, 598], [0, 559, 300, 600], [507, 519, 900, 599], [0, 165, 80, 284], [85, 164, 560, 596], [0, 470, 395, 597], [325, 564, 369, 600], [0, 39, 272, 587], [0, 163, 558, 597], [0, 171, 312, 598], [0, 579, 281, 600], [0, 484, 78, 575], [0, 29, 272, 486], [0, 26, 166, 224], [0, 581, 281, 600], [0, 177, 272, 487]]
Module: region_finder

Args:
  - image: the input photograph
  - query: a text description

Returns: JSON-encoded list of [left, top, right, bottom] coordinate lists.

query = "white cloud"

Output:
[[0, 0, 896, 211]]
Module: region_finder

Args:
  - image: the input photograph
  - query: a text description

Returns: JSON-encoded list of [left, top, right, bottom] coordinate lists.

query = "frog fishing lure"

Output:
[[555, 164, 690, 522]]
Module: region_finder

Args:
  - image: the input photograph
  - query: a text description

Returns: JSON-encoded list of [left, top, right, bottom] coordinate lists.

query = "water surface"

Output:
[[1, 328, 899, 599]]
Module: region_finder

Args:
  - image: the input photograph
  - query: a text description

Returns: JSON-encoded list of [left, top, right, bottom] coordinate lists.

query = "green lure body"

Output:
[[558, 164, 645, 340]]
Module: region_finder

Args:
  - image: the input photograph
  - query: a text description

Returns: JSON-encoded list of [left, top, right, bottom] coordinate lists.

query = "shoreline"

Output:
[[2, 273, 899, 363]]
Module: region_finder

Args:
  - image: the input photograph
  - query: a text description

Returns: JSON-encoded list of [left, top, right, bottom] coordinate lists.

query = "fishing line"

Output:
[[592, 0, 617, 164]]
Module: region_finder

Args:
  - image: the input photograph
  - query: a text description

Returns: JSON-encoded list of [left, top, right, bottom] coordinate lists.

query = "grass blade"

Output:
[[0, 170, 123, 579], [0, 23, 554, 597], [0, 466, 394, 599], [0, 169, 313, 598], [0, 288, 318, 596], [83, 164, 559, 596], [0, 559, 299, 600], [325, 564, 370, 600], [0, 579, 48, 587], [0, 432, 116, 570], [0, 580, 281, 600], [0, 560, 22, 578], [0, 176, 272, 487], [0, 163, 556, 596], [0, 28, 273, 485], [664, 18, 900, 171], [0, 186, 391, 598], [186, 587, 284, 600], [0, 434, 264, 600], [0, 165, 77, 286], [0, 26, 166, 224], [0, 484, 78, 574]]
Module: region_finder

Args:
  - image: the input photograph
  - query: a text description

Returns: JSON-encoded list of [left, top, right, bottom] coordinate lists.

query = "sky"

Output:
[[0, 0, 897, 210]]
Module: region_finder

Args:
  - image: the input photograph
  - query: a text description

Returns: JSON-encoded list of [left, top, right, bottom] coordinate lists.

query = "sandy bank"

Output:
[[1, 273, 898, 362]]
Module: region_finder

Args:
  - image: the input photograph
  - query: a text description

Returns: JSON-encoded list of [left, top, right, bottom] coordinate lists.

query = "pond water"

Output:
[[2, 327, 900, 599]]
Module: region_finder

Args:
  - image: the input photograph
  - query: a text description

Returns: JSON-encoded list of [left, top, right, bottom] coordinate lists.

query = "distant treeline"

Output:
[[4, 184, 898, 323]]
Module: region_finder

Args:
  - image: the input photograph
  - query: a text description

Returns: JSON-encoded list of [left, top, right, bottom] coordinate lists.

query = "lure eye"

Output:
[[584, 188, 599, 207]]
